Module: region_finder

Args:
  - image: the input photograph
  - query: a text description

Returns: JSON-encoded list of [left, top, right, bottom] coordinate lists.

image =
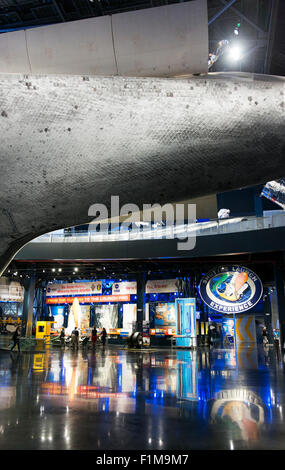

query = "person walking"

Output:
[[60, 327, 65, 348], [208, 326, 214, 348], [262, 327, 269, 345], [71, 327, 79, 350], [11, 326, 21, 352], [91, 327, 97, 350], [101, 327, 107, 348]]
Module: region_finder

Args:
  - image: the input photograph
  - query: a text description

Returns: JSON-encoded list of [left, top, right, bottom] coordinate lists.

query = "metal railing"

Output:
[[0, 335, 47, 352], [30, 213, 285, 244]]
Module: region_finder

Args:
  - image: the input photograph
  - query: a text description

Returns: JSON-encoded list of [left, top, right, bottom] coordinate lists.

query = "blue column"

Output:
[[22, 276, 36, 337], [274, 265, 285, 349]]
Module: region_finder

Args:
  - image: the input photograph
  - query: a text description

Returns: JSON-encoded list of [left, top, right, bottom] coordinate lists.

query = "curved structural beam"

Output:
[[0, 72, 285, 272]]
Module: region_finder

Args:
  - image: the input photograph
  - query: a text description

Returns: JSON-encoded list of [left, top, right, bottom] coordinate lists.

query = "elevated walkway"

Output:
[[15, 213, 285, 260]]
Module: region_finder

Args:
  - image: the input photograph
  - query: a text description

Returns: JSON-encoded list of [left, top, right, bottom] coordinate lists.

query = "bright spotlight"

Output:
[[228, 46, 242, 61]]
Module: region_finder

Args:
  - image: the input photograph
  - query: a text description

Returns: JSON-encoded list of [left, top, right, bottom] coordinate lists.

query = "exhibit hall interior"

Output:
[[0, 0, 285, 458]]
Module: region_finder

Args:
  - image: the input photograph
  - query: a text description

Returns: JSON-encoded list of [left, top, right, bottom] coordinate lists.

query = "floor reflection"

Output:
[[0, 344, 284, 449]]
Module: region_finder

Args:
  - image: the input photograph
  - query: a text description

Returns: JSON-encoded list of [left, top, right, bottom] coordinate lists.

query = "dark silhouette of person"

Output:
[[11, 326, 21, 352], [71, 327, 79, 349], [60, 328, 65, 348], [263, 327, 269, 345], [101, 328, 107, 347], [91, 327, 98, 349]]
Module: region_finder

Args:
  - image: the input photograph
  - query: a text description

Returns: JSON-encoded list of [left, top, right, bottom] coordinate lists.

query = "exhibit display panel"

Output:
[[78, 305, 91, 333], [94, 305, 118, 332], [52, 306, 65, 330], [175, 298, 197, 348], [144, 303, 149, 323], [123, 304, 137, 333], [154, 303, 176, 335]]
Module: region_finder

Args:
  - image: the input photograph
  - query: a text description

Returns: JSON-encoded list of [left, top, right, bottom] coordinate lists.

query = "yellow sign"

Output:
[[36, 321, 55, 346]]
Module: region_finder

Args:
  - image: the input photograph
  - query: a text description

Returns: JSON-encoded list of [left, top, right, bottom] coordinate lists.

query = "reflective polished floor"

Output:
[[0, 344, 284, 450]]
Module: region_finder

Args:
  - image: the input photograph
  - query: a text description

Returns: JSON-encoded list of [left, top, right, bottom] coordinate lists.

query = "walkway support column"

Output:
[[274, 265, 285, 349], [22, 276, 36, 338], [263, 287, 274, 344]]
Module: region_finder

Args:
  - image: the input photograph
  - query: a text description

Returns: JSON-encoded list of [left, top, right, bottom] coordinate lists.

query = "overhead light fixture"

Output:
[[74, 267, 78, 272], [52, 268, 55, 272], [228, 46, 242, 61], [234, 21, 241, 36]]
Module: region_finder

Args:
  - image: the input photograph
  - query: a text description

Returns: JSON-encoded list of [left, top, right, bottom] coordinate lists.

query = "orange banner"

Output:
[[46, 294, 130, 304]]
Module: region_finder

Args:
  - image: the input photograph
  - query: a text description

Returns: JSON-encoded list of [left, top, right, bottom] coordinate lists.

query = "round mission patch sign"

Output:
[[199, 265, 263, 314]]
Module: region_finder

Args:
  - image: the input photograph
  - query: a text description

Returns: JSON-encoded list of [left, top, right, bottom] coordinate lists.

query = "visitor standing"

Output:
[[91, 327, 98, 349], [263, 327, 269, 345], [60, 328, 65, 348], [101, 328, 107, 348], [72, 327, 79, 350]]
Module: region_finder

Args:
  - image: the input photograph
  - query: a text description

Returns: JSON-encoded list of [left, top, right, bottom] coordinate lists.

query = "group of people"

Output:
[[91, 327, 107, 349], [59, 326, 107, 350], [7, 323, 275, 352], [207, 325, 270, 348]]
